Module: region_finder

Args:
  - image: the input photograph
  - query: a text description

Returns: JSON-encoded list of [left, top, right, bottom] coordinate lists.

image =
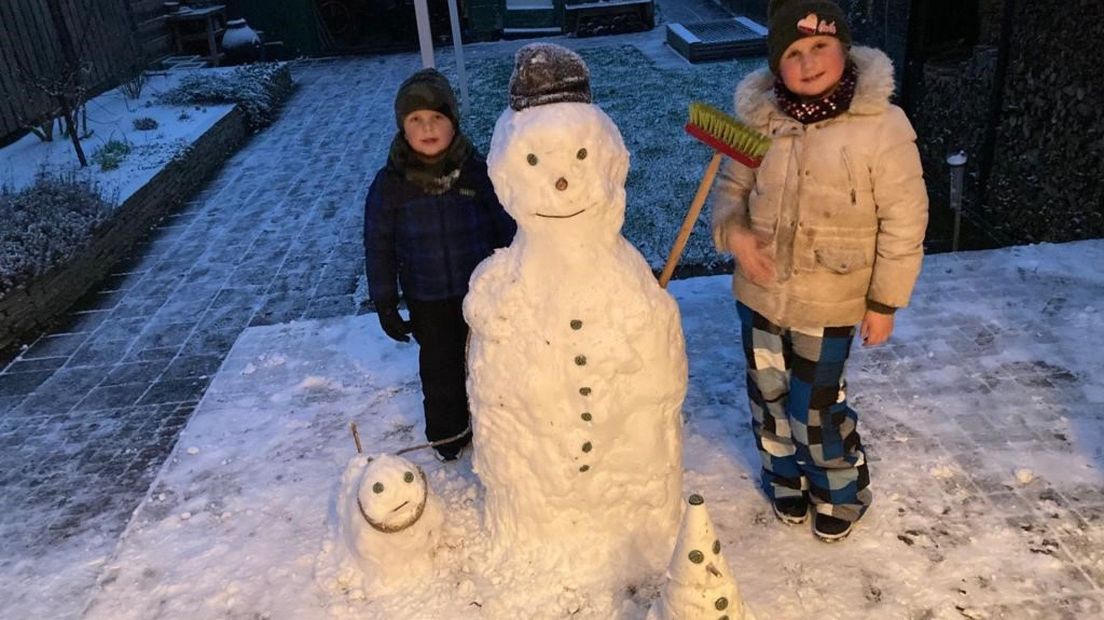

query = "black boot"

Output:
[[813, 513, 854, 542], [772, 495, 809, 525]]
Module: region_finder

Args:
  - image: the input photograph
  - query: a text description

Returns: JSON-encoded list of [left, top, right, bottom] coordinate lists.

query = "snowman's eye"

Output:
[[526, 153, 538, 166], [403, 471, 415, 483], [576, 148, 587, 160], [372, 482, 384, 494]]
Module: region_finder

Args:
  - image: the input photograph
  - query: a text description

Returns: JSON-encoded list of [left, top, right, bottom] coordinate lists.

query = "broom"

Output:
[[657, 102, 771, 288]]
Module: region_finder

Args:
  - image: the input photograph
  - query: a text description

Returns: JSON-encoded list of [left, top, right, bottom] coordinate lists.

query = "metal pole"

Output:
[[413, 0, 435, 68], [947, 151, 967, 252], [445, 0, 469, 116]]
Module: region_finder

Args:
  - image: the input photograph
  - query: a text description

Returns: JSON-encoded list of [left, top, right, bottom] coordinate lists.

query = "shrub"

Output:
[[91, 139, 131, 171], [118, 72, 148, 100], [156, 62, 294, 130], [132, 116, 159, 131], [0, 175, 112, 297]]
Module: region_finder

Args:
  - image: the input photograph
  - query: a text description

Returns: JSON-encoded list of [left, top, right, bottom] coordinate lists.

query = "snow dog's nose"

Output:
[[555, 177, 568, 191]]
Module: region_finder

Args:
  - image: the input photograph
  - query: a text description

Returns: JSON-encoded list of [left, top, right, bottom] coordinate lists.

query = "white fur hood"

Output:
[[734, 46, 897, 127]]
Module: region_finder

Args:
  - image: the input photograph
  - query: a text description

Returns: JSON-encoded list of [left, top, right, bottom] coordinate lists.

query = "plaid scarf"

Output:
[[387, 132, 473, 195], [774, 61, 858, 125]]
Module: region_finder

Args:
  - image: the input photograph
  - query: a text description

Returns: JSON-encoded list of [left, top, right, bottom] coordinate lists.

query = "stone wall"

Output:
[[0, 108, 248, 353], [915, 0, 1104, 247], [840, 0, 911, 89], [911, 47, 998, 247], [983, 0, 1104, 244]]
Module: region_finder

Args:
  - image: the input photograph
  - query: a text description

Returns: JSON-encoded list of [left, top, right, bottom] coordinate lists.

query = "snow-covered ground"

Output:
[[0, 71, 232, 202], [81, 241, 1104, 619]]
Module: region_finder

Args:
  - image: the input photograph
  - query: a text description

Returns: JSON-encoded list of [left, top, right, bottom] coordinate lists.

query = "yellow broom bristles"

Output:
[[688, 101, 771, 160]]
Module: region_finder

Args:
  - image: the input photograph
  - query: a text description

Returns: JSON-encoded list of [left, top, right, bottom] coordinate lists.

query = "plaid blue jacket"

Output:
[[364, 155, 515, 309]]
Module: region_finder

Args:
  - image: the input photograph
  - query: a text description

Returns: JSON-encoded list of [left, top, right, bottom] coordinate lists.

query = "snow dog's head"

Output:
[[355, 453, 429, 533]]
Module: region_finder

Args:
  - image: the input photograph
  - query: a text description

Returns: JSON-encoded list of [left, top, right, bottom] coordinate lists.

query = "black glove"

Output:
[[377, 306, 412, 342]]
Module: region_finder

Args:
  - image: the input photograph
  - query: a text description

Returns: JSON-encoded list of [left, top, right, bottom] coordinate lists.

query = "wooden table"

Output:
[[166, 5, 227, 66]]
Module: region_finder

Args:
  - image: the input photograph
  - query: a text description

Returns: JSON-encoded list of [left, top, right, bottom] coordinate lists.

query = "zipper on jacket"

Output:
[[841, 147, 858, 206], [438, 193, 455, 293]]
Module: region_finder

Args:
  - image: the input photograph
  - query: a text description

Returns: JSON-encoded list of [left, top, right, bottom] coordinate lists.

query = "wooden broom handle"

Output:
[[658, 152, 723, 288]]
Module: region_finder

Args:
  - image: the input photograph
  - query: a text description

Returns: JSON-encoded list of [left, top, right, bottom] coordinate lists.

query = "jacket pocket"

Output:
[[815, 246, 871, 274]]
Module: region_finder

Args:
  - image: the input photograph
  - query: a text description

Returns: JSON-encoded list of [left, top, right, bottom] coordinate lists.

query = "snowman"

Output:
[[331, 453, 444, 591], [648, 494, 756, 620], [464, 43, 688, 581]]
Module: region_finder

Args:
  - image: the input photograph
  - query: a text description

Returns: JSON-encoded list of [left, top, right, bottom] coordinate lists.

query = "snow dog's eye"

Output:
[[372, 482, 384, 494], [576, 148, 587, 160], [526, 153, 538, 166], [403, 471, 414, 483]]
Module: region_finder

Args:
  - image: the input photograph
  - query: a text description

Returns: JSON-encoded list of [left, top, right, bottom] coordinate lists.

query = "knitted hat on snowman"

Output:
[[508, 43, 591, 111], [767, 0, 852, 74]]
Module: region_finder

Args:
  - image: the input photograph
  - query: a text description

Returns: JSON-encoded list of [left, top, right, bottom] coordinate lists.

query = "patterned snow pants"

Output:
[[737, 302, 872, 523]]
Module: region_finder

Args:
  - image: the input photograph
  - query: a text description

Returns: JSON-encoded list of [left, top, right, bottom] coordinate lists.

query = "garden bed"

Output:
[[0, 63, 294, 354]]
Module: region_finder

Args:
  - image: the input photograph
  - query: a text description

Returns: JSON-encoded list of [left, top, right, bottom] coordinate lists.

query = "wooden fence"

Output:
[[0, 0, 145, 141], [128, 0, 172, 64]]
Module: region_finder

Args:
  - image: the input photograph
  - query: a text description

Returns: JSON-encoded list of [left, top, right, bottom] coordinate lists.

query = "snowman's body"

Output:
[[465, 98, 687, 578]]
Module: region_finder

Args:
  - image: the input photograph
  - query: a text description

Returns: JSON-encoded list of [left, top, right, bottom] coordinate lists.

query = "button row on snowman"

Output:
[[572, 318, 593, 474]]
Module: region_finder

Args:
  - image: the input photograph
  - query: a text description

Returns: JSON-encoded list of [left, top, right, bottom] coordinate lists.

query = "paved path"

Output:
[[0, 54, 425, 616]]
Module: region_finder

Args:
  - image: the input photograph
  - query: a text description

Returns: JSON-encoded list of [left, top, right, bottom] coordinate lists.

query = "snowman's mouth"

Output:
[[534, 209, 586, 219], [392, 501, 410, 512]]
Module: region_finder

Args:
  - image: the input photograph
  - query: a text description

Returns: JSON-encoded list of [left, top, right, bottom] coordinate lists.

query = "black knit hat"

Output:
[[508, 43, 591, 111], [767, 0, 852, 74], [394, 68, 460, 129]]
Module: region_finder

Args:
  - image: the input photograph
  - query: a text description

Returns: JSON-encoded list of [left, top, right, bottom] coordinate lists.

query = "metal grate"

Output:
[[666, 17, 767, 63]]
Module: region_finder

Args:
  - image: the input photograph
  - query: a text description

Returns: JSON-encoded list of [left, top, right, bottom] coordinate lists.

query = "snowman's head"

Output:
[[355, 454, 428, 533], [487, 102, 629, 240]]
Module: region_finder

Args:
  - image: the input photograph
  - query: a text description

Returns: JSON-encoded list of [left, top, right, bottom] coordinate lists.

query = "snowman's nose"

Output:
[[555, 177, 568, 191]]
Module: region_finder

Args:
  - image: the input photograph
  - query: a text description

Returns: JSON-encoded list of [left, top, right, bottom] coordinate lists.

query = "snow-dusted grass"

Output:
[[455, 46, 761, 270]]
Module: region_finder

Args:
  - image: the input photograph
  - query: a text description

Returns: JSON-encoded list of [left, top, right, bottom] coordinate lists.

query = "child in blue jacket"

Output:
[[364, 69, 516, 461]]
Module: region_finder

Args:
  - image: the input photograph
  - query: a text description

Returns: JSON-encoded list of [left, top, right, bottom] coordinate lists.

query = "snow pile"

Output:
[[82, 241, 1104, 619]]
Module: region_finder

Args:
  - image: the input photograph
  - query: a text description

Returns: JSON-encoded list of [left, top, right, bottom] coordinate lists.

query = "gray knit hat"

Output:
[[394, 68, 460, 129], [767, 0, 852, 74], [508, 43, 591, 111]]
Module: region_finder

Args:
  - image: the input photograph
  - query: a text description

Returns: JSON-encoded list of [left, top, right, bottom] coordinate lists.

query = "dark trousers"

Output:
[[407, 296, 472, 455]]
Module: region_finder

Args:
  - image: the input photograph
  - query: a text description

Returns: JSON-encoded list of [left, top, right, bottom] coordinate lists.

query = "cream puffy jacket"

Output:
[[710, 46, 928, 328]]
